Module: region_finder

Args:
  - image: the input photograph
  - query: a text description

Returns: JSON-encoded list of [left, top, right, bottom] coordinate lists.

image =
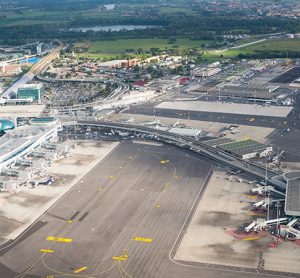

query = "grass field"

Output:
[[74, 38, 209, 58], [203, 39, 300, 61], [75, 38, 300, 61], [241, 39, 300, 51]]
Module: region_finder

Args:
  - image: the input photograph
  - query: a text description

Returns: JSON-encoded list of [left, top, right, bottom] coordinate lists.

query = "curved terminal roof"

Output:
[[0, 119, 15, 131], [30, 117, 58, 126], [283, 171, 300, 181]]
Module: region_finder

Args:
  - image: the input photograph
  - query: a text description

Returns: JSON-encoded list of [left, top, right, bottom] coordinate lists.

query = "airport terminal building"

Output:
[[0, 118, 61, 173]]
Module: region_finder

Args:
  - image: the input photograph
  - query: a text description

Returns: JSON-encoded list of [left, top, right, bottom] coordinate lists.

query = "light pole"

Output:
[[265, 157, 270, 221]]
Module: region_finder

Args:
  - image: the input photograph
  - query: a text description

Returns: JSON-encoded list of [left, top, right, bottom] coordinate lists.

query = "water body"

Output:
[[69, 25, 158, 32], [104, 4, 115, 10], [19, 57, 40, 64]]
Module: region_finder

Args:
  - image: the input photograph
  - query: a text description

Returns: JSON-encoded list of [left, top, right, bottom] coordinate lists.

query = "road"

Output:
[[0, 40, 64, 98], [0, 141, 296, 278]]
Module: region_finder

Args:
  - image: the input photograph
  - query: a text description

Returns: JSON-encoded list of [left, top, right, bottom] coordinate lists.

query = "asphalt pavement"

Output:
[[126, 104, 291, 129], [0, 141, 295, 278]]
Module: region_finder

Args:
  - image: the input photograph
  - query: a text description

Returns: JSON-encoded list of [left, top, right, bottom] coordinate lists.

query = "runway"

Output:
[[0, 141, 293, 278]]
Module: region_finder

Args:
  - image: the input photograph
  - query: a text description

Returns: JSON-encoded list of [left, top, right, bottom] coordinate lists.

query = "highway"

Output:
[[0, 40, 64, 99], [0, 142, 293, 278], [77, 121, 281, 184]]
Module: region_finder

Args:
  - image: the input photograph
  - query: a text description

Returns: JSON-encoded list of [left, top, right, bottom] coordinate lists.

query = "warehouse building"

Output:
[[17, 83, 45, 103], [191, 67, 221, 77], [217, 83, 279, 99], [218, 139, 273, 159]]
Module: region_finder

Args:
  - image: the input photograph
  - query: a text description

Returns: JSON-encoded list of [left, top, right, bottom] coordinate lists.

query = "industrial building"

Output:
[[98, 58, 138, 69], [218, 83, 279, 99], [191, 67, 221, 77], [218, 139, 273, 159], [17, 83, 45, 103]]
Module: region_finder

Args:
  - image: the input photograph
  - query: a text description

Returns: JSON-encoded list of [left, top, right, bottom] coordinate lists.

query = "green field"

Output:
[[75, 38, 209, 58], [204, 39, 300, 60], [241, 39, 300, 51], [0, 7, 119, 27], [75, 38, 300, 62]]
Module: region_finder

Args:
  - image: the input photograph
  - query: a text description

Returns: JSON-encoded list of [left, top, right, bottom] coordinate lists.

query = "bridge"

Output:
[[75, 120, 281, 186]]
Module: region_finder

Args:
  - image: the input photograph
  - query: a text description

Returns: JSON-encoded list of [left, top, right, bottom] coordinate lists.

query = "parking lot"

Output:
[[44, 81, 109, 106], [270, 67, 300, 84]]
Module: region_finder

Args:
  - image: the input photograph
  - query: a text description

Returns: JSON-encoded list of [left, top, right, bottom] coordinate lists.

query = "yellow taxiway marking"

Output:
[[46, 276, 54, 278], [112, 256, 127, 261], [47, 236, 73, 243], [132, 237, 153, 243], [40, 249, 54, 253], [247, 211, 266, 216], [244, 194, 257, 199], [242, 237, 260, 241], [67, 220, 73, 223], [74, 266, 88, 273]]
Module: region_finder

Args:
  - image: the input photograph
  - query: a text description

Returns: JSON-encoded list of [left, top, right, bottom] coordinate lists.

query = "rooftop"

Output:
[[285, 178, 300, 217], [283, 171, 300, 181], [18, 83, 43, 90], [218, 139, 270, 156], [0, 126, 55, 166], [203, 137, 233, 147]]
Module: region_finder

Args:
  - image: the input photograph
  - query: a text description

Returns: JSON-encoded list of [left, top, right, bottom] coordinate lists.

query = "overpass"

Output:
[[76, 120, 282, 186]]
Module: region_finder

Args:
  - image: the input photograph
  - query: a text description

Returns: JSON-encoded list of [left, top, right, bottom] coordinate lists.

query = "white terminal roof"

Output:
[[168, 127, 201, 137], [18, 83, 43, 90], [0, 126, 55, 167]]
